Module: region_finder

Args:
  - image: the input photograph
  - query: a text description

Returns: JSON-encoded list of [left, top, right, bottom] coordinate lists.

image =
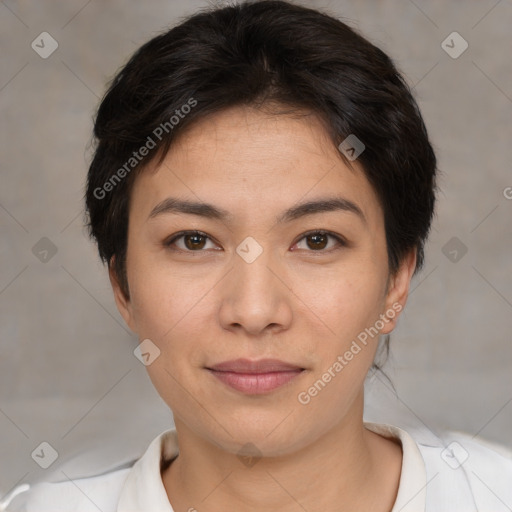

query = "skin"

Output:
[[110, 105, 417, 512]]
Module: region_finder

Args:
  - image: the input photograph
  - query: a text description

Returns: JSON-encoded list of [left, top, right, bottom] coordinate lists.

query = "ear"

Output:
[[379, 249, 417, 334], [108, 257, 138, 334]]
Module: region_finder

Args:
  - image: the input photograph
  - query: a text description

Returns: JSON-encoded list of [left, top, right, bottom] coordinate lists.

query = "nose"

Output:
[[218, 246, 293, 337]]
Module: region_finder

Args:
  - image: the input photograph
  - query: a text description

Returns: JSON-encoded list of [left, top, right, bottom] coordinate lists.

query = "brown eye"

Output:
[[184, 233, 207, 250], [294, 231, 345, 252], [165, 231, 217, 252], [306, 233, 328, 250]]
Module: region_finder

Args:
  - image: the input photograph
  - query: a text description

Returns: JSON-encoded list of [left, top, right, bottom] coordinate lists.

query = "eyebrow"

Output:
[[148, 196, 366, 225]]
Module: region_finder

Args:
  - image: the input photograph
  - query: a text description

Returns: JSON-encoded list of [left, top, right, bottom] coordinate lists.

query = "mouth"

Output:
[[205, 358, 305, 395]]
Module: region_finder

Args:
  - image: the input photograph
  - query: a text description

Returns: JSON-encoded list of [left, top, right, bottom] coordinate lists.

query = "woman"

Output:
[[6, 1, 511, 510]]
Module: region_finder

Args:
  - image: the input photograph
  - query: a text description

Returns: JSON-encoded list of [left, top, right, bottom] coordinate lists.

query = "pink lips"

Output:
[[206, 358, 305, 394]]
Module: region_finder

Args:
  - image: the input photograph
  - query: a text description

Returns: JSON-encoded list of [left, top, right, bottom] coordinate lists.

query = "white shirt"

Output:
[[3, 422, 512, 511]]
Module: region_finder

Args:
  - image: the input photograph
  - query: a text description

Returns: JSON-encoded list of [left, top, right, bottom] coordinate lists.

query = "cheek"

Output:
[[291, 271, 386, 424], [126, 252, 221, 389], [127, 263, 213, 408], [127, 249, 208, 338], [294, 264, 387, 345]]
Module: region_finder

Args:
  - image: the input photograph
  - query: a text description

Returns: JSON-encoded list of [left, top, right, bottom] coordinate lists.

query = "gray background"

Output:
[[1, 0, 511, 502]]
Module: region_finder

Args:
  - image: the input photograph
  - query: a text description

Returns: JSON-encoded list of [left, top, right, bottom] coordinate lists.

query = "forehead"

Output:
[[129, 105, 383, 228]]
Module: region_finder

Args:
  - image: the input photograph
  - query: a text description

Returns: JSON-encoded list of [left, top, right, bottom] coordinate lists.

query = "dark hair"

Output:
[[85, 0, 437, 369]]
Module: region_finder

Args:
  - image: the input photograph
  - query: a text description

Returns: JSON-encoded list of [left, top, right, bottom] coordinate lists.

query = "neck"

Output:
[[162, 393, 402, 512]]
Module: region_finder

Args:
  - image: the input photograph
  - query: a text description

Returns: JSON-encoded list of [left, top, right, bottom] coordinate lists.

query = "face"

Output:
[[111, 105, 415, 457]]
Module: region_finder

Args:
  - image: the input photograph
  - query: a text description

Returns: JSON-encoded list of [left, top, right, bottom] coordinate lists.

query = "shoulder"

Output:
[[3, 429, 175, 512], [4, 467, 131, 512], [417, 428, 512, 510], [366, 421, 512, 511]]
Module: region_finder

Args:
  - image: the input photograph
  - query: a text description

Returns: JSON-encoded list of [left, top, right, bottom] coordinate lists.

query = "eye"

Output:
[[164, 229, 347, 253], [164, 231, 219, 252], [292, 230, 346, 252]]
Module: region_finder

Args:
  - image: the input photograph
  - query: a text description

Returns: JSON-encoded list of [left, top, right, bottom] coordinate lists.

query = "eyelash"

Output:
[[163, 230, 347, 254]]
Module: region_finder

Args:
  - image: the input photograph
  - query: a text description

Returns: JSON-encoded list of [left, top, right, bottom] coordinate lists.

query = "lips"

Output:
[[206, 358, 305, 394], [207, 358, 304, 373]]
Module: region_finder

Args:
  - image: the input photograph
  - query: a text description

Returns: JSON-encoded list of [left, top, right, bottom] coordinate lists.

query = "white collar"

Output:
[[365, 422, 427, 512], [117, 429, 178, 511], [117, 422, 426, 512]]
